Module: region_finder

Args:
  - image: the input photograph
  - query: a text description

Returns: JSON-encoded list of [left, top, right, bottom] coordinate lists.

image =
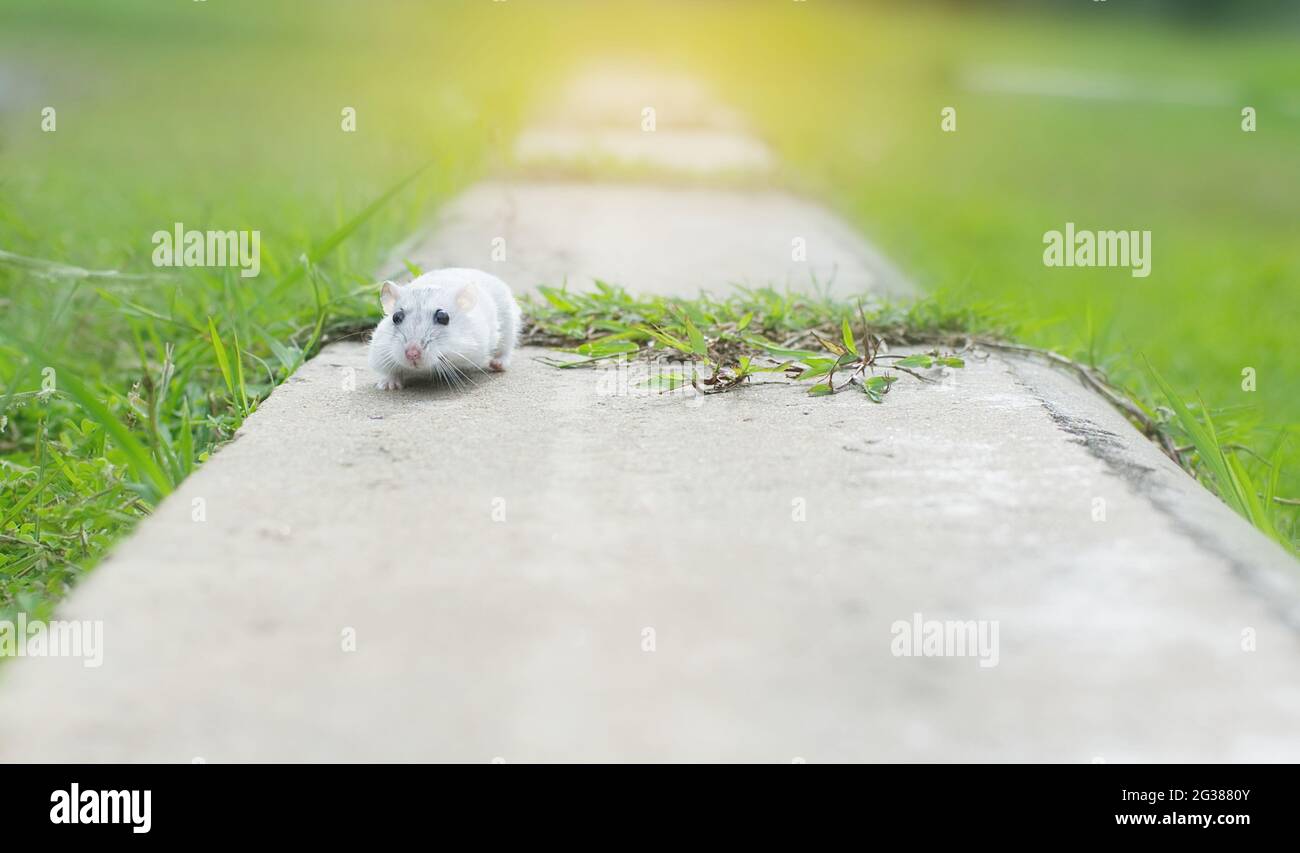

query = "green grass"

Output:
[[0, 0, 554, 620], [2, 1, 1298, 619], [522, 283, 981, 395], [1147, 360, 1288, 550]]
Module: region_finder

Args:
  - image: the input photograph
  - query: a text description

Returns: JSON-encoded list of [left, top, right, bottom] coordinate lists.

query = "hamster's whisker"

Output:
[[440, 360, 470, 391], [448, 357, 478, 386], [437, 354, 476, 391], [431, 355, 458, 391], [432, 359, 455, 391], [443, 349, 489, 378]]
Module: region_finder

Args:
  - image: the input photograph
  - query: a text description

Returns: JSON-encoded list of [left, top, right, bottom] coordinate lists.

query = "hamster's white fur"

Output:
[[367, 268, 520, 391]]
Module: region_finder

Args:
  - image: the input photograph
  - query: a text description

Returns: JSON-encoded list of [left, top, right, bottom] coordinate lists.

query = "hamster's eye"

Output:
[[434, 309, 450, 325], [392, 309, 405, 325]]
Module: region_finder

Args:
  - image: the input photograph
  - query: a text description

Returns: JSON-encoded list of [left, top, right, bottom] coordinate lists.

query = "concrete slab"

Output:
[[0, 345, 1296, 762], [537, 64, 749, 130], [393, 180, 912, 298], [513, 126, 774, 175]]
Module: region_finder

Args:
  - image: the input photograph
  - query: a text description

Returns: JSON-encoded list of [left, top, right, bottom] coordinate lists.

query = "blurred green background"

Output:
[[2, 0, 1298, 616]]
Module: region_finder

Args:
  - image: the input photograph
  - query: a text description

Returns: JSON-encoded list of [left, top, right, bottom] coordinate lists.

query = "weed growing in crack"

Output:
[[524, 282, 980, 401]]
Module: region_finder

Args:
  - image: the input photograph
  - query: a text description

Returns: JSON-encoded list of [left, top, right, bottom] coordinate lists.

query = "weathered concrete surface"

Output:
[[1, 344, 1297, 762], [394, 181, 912, 298]]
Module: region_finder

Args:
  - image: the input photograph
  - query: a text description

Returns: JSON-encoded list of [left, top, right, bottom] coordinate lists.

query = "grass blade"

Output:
[[208, 316, 236, 401]]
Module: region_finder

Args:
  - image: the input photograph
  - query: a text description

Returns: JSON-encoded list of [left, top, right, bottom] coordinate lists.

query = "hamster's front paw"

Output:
[[489, 357, 509, 372], [376, 377, 404, 391]]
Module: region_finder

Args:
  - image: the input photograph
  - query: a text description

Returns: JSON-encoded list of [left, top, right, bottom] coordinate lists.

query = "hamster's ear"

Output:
[[379, 280, 401, 315], [455, 282, 478, 312]]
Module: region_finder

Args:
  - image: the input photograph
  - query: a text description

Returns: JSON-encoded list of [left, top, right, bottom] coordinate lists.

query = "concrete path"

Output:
[[512, 64, 775, 176], [2, 66, 1298, 762], [399, 181, 911, 298]]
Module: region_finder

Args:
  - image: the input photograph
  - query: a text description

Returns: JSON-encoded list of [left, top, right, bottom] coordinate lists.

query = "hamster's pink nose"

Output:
[[404, 344, 422, 365]]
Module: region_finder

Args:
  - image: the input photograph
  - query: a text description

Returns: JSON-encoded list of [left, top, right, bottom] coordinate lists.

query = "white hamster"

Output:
[[367, 268, 521, 391]]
